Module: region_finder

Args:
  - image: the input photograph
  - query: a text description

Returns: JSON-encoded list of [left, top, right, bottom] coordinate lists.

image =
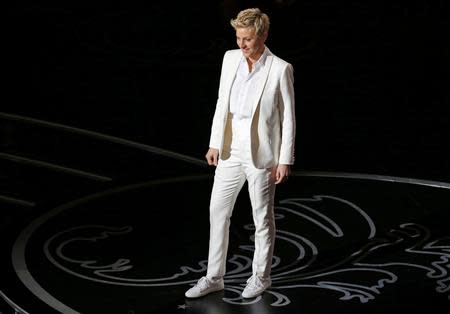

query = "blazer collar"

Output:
[[250, 49, 273, 117], [223, 47, 274, 117]]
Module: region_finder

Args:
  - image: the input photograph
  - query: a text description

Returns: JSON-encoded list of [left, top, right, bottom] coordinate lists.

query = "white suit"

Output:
[[209, 47, 296, 168], [206, 47, 296, 280]]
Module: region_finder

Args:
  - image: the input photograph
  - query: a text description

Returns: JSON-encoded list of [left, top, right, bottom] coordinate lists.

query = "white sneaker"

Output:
[[242, 275, 271, 298], [185, 276, 224, 298]]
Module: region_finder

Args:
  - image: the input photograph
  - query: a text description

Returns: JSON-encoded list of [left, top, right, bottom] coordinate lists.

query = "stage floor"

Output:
[[1, 113, 449, 313]]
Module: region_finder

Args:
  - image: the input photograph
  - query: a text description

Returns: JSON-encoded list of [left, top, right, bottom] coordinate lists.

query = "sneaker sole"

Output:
[[242, 286, 271, 299], [185, 286, 224, 298]]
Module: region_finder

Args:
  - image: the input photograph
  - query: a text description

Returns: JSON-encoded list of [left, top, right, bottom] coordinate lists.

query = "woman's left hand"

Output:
[[275, 164, 291, 184]]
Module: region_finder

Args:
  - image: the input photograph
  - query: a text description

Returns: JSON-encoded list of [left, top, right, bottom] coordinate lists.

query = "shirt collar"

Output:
[[240, 45, 269, 71], [257, 45, 269, 66]]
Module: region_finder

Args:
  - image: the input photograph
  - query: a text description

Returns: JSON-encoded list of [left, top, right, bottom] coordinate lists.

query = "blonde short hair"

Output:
[[230, 8, 270, 37]]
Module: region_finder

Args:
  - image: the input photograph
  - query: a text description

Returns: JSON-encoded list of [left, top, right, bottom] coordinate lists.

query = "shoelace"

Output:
[[246, 275, 263, 289], [196, 276, 211, 291]]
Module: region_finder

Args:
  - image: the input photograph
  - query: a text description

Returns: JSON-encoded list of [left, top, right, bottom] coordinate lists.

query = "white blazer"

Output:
[[209, 48, 296, 169]]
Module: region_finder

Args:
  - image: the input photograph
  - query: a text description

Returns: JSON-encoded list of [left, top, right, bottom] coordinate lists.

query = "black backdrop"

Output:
[[4, 1, 449, 181]]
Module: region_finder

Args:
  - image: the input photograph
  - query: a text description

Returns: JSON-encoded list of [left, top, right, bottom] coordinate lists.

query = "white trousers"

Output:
[[206, 116, 276, 280]]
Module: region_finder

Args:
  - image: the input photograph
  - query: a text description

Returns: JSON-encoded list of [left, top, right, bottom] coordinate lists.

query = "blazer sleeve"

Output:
[[209, 51, 230, 149], [278, 63, 296, 165]]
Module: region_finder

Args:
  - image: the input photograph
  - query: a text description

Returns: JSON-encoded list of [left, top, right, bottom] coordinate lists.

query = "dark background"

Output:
[[1, 2, 450, 312], [4, 0, 450, 182]]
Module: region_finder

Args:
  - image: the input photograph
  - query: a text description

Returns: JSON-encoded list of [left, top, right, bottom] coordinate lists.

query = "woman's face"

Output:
[[236, 27, 267, 60]]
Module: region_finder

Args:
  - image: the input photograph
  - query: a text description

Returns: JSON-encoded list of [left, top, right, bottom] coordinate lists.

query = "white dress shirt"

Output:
[[229, 47, 269, 120]]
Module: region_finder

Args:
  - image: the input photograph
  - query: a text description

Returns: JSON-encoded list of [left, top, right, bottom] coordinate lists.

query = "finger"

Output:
[[213, 154, 218, 166], [275, 170, 282, 184]]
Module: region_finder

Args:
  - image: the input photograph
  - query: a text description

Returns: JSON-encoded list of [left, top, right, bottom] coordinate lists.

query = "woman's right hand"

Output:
[[205, 148, 219, 166]]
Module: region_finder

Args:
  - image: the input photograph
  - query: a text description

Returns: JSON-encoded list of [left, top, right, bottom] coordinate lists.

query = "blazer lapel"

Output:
[[222, 52, 242, 110], [251, 53, 274, 117]]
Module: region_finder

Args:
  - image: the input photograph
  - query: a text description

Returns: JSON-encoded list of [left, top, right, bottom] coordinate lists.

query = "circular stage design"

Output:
[[2, 172, 449, 313]]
